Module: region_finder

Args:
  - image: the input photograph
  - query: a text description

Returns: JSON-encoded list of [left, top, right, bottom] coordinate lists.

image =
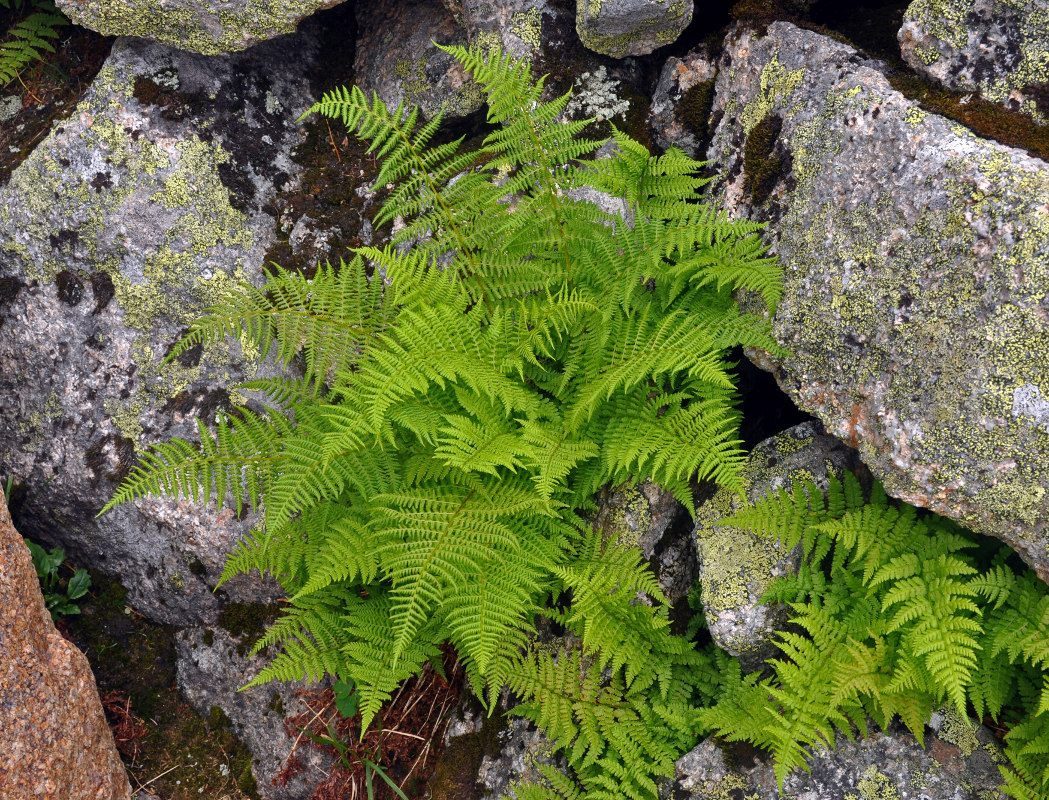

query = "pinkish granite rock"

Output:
[[0, 497, 131, 800]]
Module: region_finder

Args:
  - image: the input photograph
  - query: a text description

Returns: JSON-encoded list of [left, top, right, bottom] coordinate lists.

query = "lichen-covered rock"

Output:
[[477, 717, 564, 800], [0, 497, 132, 800], [54, 0, 345, 56], [593, 480, 695, 605], [899, 0, 1049, 123], [649, 44, 717, 156], [0, 33, 317, 624], [354, 0, 482, 120], [175, 626, 331, 799], [576, 0, 693, 58], [692, 421, 865, 670], [666, 710, 1006, 799], [703, 21, 1049, 581], [461, 0, 551, 62]]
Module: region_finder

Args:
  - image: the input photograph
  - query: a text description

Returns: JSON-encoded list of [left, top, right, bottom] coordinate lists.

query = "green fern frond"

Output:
[[0, 4, 65, 87]]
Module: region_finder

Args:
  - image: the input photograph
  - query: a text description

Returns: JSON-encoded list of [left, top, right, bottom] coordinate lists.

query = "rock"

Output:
[[0, 32, 318, 625], [354, 0, 482, 121], [477, 716, 564, 800], [703, 21, 1049, 581], [576, 0, 693, 58], [462, 0, 552, 62], [593, 480, 695, 606], [667, 710, 1006, 799], [54, 0, 346, 56], [0, 496, 131, 799], [899, 0, 1049, 123], [692, 421, 865, 670], [175, 626, 331, 798], [649, 44, 718, 157]]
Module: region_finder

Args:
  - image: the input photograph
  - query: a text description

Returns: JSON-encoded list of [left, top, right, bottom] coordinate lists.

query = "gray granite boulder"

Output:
[[0, 33, 316, 625], [667, 709, 1006, 800], [176, 626, 331, 799], [649, 44, 717, 157], [702, 21, 1049, 581], [354, 0, 482, 121], [692, 422, 865, 670], [576, 0, 693, 58], [54, 0, 347, 56], [899, 0, 1049, 123]]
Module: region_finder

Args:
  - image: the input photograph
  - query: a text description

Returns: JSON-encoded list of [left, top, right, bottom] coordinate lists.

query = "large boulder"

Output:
[[692, 421, 866, 670], [0, 33, 318, 626], [0, 497, 131, 799], [668, 709, 1006, 799], [648, 44, 718, 157], [899, 0, 1049, 123], [576, 0, 693, 58], [54, 0, 347, 56], [700, 21, 1049, 580]]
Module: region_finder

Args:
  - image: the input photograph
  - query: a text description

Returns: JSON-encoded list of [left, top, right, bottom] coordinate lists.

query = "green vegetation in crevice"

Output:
[[0, 0, 66, 88], [427, 700, 509, 800], [742, 113, 784, 204], [701, 473, 1049, 797], [62, 573, 260, 799]]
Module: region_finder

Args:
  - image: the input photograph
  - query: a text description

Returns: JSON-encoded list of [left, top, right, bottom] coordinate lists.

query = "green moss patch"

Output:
[[62, 573, 259, 799], [743, 113, 785, 203]]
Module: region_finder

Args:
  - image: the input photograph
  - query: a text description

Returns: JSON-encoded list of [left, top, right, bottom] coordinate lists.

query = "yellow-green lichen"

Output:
[[740, 54, 805, 135], [104, 397, 146, 443], [78, 0, 329, 55], [576, 0, 688, 59], [509, 8, 543, 53], [938, 706, 981, 757], [598, 484, 651, 549], [20, 391, 62, 453], [905, 106, 928, 126], [845, 765, 901, 800]]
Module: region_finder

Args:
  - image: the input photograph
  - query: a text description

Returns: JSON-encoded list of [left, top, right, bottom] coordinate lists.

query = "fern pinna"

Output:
[[0, 0, 66, 88], [106, 45, 781, 798], [699, 472, 1049, 796]]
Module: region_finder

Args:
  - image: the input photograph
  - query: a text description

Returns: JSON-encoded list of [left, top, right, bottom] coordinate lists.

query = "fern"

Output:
[[703, 472, 1049, 795], [0, 0, 65, 88], [107, 44, 781, 799]]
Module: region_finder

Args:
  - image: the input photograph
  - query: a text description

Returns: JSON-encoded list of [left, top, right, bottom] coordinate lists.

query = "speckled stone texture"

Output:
[[899, 0, 1049, 123], [54, 0, 347, 55], [704, 21, 1049, 581], [354, 0, 482, 121], [461, 0, 553, 62], [665, 709, 1006, 799], [0, 34, 318, 626], [0, 498, 131, 799], [649, 43, 717, 157], [593, 480, 695, 605], [576, 0, 693, 57], [175, 627, 331, 798], [692, 422, 866, 670]]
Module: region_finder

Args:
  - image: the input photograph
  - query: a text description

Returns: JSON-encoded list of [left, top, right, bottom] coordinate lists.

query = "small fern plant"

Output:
[[0, 0, 66, 88], [699, 472, 1049, 797], [105, 45, 782, 799]]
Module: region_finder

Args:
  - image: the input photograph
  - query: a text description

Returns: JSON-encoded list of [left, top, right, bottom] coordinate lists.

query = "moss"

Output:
[[217, 601, 281, 656], [742, 113, 784, 204], [677, 77, 717, 142], [427, 701, 509, 800], [202, 627, 215, 646]]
